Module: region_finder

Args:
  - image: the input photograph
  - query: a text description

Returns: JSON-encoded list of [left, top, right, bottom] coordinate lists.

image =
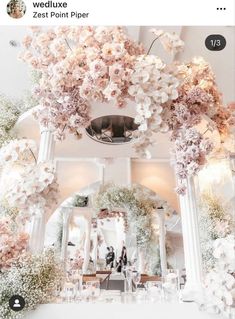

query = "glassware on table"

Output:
[[100, 290, 121, 303], [162, 269, 180, 302], [85, 280, 101, 301], [132, 270, 141, 290], [125, 267, 133, 293], [52, 282, 63, 303], [80, 282, 90, 301], [71, 270, 81, 282], [62, 282, 75, 303], [66, 269, 83, 302], [146, 281, 162, 302], [135, 287, 147, 303]]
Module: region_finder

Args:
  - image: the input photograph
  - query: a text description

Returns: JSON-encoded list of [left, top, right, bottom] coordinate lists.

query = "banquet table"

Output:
[[24, 302, 221, 319]]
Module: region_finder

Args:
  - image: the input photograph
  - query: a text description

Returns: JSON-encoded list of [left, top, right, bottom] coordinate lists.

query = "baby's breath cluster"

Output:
[[0, 249, 64, 319]]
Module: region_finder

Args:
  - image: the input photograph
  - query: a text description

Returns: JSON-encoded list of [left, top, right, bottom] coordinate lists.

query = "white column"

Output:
[[230, 153, 235, 182], [115, 218, 125, 257], [82, 213, 92, 273], [99, 164, 105, 185], [179, 177, 203, 299], [230, 154, 235, 216], [137, 247, 146, 274], [61, 207, 73, 268], [29, 128, 55, 254], [37, 128, 55, 163], [92, 230, 98, 271], [29, 206, 45, 254], [157, 208, 167, 277]]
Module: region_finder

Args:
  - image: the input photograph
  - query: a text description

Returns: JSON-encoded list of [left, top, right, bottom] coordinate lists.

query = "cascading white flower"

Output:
[[128, 54, 179, 157], [213, 235, 235, 272], [203, 234, 235, 316], [149, 29, 185, 55], [0, 139, 59, 221], [0, 139, 37, 166]]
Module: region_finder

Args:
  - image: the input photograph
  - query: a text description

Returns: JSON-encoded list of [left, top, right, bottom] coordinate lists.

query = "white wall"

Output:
[[56, 160, 100, 204], [131, 160, 179, 212], [103, 158, 131, 185]]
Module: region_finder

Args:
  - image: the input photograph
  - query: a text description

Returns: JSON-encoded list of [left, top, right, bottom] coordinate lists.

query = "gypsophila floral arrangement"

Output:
[[0, 91, 39, 149], [0, 201, 19, 221], [72, 194, 88, 207], [20, 26, 235, 194], [141, 231, 173, 276], [0, 139, 59, 220], [0, 249, 64, 319], [94, 183, 174, 248], [199, 193, 234, 271], [0, 95, 21, 148]]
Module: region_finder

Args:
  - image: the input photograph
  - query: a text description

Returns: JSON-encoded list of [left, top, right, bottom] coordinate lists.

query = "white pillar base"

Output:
[[61, 207, 73, 269], [82, 217, 92, 273], [157, 208, 167, 277], [179, 177, 203, 300], [31, 128, 55, 253], [29, 208, 45, 254], [137, 248, 146, 273], [38, 128, 55, 163], [181, 283, 204, 302]]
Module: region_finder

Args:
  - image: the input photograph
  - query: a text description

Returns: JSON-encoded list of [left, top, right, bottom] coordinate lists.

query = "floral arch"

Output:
[[20, 26, 235, 194], [93, 183, 174, 248], [0, 26, 234, 319], [44, 181, 175, 275]]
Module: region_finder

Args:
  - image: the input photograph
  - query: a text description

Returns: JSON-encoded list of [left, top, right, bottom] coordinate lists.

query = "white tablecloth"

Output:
[[25, 302, 220, 319]]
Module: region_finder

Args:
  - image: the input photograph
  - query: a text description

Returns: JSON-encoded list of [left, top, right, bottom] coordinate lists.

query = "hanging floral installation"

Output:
[[0, 139, 59, 222], [20, 26, 144, 141], [20, 26, 235, 194], [168, 58, 235, 194], [72, 194, 89, 207], [0, 95, 20, 148]]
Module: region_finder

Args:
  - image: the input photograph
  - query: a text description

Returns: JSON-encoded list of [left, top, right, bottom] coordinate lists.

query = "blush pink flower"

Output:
[[103, 82, 121, 100], [89, 60, 107, 79], [109, 63, 124, 82]]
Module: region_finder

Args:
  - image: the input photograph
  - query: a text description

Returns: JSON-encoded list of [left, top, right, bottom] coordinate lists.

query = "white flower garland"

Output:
[[0, 139, 59, 221], [94, 184, 174, 248], [128, 55, 179, 158]]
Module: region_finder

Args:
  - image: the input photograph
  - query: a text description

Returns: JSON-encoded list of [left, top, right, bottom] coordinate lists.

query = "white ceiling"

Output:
[[1, 26, 234, 159]]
